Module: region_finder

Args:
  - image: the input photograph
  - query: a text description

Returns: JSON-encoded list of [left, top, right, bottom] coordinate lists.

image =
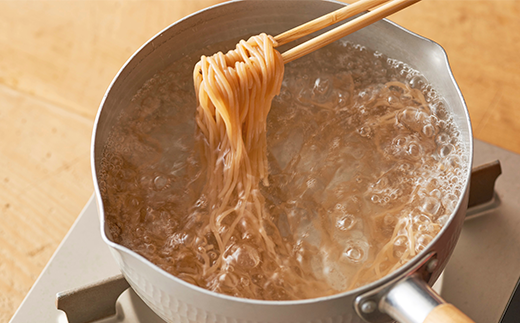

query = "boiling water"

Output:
[[99, 40, 468, 300]]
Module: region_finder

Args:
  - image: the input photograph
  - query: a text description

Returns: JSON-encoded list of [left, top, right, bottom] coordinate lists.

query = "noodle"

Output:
[[193, 34, 283, 272], [192, 34, 334, 299]]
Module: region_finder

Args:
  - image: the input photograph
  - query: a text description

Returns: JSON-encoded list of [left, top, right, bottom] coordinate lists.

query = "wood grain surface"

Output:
[[1, 0, 519, 321]]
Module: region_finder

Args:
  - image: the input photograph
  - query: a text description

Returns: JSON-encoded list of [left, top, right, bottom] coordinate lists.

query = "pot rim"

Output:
[[90, 0, 474, 307]]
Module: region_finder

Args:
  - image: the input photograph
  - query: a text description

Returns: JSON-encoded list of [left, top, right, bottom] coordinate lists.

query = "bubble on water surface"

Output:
[[341, 239, 369, 264], [226, 244, 261, 269], [336, 213, 356, 231], [153, 175, 169, 190]]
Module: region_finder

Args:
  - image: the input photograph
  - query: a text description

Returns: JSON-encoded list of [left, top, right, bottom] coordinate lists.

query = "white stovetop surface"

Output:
[[9, 195, 168, 323], [9, 140, 520, 323], [9, 195, 119, 323]]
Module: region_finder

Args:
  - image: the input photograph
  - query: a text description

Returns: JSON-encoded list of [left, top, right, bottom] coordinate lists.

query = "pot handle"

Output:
[[423, 304, 474, 323], [379, 274, 475, 323]]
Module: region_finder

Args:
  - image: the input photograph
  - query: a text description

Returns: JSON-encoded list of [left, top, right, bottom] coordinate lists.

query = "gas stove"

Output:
[[8, 139, 520, 323]]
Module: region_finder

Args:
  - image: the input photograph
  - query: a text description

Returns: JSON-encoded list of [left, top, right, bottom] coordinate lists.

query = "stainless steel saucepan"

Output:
[[91, 1, 474, 322]]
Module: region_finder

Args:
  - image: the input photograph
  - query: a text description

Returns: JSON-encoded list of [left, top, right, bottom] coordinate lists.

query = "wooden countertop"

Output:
[[1, 1, 519, 321]]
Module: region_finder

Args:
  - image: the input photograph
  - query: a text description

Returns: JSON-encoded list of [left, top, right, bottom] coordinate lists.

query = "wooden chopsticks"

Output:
[[275, 0, 421, 64]]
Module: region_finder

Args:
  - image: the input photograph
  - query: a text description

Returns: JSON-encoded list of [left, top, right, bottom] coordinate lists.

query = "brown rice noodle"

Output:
[[194, 33, 283, 268], [192, 34, 334, 298]]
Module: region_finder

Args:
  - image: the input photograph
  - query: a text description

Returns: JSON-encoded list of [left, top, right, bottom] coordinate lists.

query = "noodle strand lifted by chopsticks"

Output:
[[193, 34, 332, 298]]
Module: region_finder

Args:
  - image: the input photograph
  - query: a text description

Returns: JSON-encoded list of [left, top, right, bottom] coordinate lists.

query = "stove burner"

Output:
[[468, 160, 501, 208], [56, 275, 129, 323]]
